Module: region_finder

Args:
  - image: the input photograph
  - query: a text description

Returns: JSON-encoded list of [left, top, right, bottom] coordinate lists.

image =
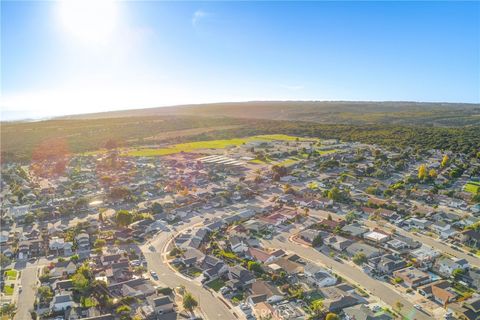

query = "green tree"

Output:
[[429, 169, 438, 179], [452, 268, 465, 280], [418, 164, 427, 180], [310, 299, 324, 316], [345, 211, 357, 223], [325, 313, 339, 320], [247, 261, 263, 273], [37, 286, 53, 303], [72, 273, 89, 293], [115, 210, 133, 227], [183, 292, 198, 316], [441, 154, 449, 168], [312, 234, 323, 247], [94, 239, 106, 248], [352, 252, 367, 265], [327, 187, 341, 201], [0, 253, 12, 267]]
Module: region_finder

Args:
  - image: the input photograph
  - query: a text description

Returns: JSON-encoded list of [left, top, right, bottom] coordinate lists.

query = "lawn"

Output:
[[4, 269, 18, 280], [464, 181, 480, 194], [3, 284, 14, 295], [206, 278, 225, 292], [122, 134, 316, 157]]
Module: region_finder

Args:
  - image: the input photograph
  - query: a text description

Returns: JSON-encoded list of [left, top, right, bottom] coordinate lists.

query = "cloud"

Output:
[[192, 10, 209, 27]]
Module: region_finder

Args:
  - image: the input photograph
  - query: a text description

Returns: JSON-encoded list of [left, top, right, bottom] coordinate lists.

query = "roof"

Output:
[[248, 247, 273, 263], [150, 295, 172, 307]]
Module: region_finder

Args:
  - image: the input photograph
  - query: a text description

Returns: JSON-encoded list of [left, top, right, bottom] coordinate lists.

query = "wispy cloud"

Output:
[[192, 10, 210, 27]]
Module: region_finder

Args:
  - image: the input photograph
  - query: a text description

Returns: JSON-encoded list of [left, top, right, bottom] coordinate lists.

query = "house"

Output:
[[304, 263, 336, 287], [393, 267, 431, 288], [53, 279, 74, 293], [434, 256, 469, 277], [147, 295, 174, 315], [75, 233, 90, 251], [405, 218, 431, 230], [418, 281, 457, 306], [344, 304, 394, 320], [323, 295, 360, 312], [181, 248, 205, 267], [50, 261, 77, 277], [456, 297, 480, 320], [430, 221, 457, 239], [346, 242, 384, 259], [367, 254, 407, 275], [458, 229, 480, 248], [248, 280, 284, 305], [230, 236, 248, 253], [363, 230, 390, 243], [227, 266, 256, 289], [410, 246, 441, 267], [51, 292, 75, 311], [341, 223, 368, 237], [108, 278, 156, 298], [0, 231, 10, 244], [266, 258, 303, 275], [247, 247, 277, 264], [325, 235, 354, 251]]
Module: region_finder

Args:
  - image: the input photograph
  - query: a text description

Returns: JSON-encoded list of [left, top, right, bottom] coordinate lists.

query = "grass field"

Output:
[[3, 284, 14, 295], [123, 134, 316, 157], [464, 181, 480, 194], [4, 269, 17, 280], [206, 278, 225, 291]]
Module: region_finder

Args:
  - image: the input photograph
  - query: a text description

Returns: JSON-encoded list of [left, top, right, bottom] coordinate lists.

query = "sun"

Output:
[[57, 0, 118, 43]]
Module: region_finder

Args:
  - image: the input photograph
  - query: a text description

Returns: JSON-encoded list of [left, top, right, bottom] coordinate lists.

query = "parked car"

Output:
[[150, 271, 158, 280]]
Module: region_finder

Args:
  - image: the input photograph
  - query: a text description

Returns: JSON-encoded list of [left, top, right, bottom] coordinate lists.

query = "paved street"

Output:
[[141, 213, 237, 320], [308, 208, 480, 268], [14, 266, 39, 320], [263, 236, 432, 320]]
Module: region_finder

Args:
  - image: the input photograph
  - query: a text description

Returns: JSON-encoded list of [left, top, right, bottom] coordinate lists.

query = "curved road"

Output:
[[141, 215, 237, 320]]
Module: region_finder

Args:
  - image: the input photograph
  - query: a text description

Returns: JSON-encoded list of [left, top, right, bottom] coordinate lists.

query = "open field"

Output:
[[122, 134, 315, 157]]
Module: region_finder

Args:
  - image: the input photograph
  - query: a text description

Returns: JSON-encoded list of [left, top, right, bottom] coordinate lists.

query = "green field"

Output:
[[4, 270, 17, 280], [464, 181, 480, 194], [206, 278, 225, 291], [3, 284, 14, 295], [123, 134, 316, 157]]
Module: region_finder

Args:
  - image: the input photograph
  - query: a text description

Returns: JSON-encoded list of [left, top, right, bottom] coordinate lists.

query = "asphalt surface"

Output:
[[263, 236, 431, 320], [14, 266, 39, 320]]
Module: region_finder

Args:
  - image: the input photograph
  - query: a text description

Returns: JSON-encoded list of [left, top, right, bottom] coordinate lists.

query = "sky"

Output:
[[1, 1, 479, 120]]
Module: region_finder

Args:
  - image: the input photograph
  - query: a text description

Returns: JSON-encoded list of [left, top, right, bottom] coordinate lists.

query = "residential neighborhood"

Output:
[[1, 135, 480, 320]]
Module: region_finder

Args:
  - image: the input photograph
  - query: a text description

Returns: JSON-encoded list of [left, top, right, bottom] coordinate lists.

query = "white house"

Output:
[[51, 293, 75, 311], [304, 263, 337, 287]]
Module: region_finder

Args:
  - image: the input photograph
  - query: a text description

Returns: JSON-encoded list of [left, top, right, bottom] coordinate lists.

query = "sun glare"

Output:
[[57, 0, 118, 43]]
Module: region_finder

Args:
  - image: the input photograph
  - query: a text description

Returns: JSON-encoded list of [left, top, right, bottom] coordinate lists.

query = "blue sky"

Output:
[[1, 1, 479, 120]]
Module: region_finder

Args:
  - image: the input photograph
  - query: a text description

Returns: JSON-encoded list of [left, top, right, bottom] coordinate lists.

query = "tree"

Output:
[[395, 301, 404, 311], [327, 213, 333, 221], [310, 299, 324, 316], [115, 210, 133, 227], [327, 187, 341, 201], [441, 154, 449, 168], [418, 164, 427, 180], [247, 261, 263, 273], [345, 211, 357, 223], [352, 252, 367, 265], [182, 292, 198, 316], [325, 313, 339, 320], [72, 272, 89, 293], [152, 202, 163, 214], [37, 286, 53, 303], [452, 268, 465, 280], [312, 234, 323, 247], [116, 305, 131, 315], [429, 169, 438, 179], [94, 239, 106, 248], [0, 253, 11, 267]]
